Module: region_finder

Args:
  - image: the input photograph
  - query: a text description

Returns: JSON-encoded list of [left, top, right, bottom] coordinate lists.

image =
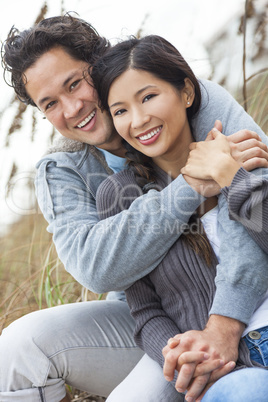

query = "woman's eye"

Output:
[[114, 109, 126, 116], [143, 94, 156, 103]]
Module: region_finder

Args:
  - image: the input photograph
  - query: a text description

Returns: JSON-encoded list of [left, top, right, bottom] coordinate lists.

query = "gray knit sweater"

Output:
[[221, 167, 268, 254], [96, 166, 268, 373]]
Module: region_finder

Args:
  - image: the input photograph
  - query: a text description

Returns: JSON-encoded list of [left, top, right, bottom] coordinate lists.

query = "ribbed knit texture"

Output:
[[96, 166, 267, 374], [221, 167, 268, 254]]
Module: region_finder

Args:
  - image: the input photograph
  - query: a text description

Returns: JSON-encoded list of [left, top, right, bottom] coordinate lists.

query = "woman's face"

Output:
[[108, 68, 194, 164]]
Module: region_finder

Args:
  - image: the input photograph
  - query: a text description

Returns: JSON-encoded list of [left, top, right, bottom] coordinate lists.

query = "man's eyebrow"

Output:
[[109, 85, 157, 109], [38, 72, 78, 107]]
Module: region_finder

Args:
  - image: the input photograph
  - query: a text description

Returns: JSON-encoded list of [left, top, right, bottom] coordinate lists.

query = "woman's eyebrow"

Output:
[[109, 85, 157, 109]]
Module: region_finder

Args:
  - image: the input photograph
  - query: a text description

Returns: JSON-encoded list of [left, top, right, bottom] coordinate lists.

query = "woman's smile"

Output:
[[136, 126, 162, 144], [108, 68, 193, 172]]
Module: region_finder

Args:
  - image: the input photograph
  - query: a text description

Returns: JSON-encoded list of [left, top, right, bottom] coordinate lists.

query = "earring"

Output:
[[187, 101, 190, 105]]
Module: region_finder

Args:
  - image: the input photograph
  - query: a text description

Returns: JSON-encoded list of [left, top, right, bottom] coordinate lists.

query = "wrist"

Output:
[[212, 155, 240, 188], [206, 314, 245, 343]]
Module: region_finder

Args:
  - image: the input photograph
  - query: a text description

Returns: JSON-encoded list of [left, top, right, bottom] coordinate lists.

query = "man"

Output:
[[1, 14, 268, 402]]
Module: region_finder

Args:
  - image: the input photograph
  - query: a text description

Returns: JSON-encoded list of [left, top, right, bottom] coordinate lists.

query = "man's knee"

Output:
[[203, 368, 268, 402]]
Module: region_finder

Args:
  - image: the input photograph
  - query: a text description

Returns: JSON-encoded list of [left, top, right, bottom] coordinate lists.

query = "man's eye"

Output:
[[45, 100, 57, 111], [70, 79, 82, 90]]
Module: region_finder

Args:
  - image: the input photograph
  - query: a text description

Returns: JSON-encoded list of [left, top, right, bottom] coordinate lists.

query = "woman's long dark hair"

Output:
[[92, 35, 212, 264]]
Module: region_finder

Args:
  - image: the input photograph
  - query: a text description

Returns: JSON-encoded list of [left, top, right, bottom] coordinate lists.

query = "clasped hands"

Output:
[[162, 315, 244, 401], [181, 120, 268, 196], [162, 120, 267, 400]]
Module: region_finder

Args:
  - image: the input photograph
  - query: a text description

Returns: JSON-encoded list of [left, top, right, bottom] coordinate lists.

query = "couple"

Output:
[[1, 14, 268, 402]]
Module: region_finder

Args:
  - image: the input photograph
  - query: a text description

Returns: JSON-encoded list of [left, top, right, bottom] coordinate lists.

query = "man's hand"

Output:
[[209, 120, 268, 170], [227, 128, 268, 171], [162, 315, 245, 401]]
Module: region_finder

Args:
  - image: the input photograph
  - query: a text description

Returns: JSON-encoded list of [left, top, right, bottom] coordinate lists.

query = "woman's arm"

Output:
[[126, 275, 180, 367]]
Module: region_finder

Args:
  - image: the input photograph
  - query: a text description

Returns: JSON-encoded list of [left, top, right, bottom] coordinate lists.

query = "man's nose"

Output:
[[63, 97, 83, 119]]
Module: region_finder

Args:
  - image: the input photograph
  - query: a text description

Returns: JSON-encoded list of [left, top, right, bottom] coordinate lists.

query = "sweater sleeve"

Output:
[[195, 79, 268, 324], [194, 79, 268, 144], [36, 159, 205, 294], [126, 276, 180, 368], [210, 191, 268, 324], [221, 167, 268, 253], [94, 170, 205, 291]]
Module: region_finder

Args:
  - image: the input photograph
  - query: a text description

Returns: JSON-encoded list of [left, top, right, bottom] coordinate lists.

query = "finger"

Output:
[[168, 338, 180, 349], [227, 129, 262, 144], [175, 362, 196, 393], [184, 373, 210, 401], [189, 142, 198, 150], [205, 130, 214, 141], [173, 334, 182, 341], [178, 351, 210, 366], [162, 344, 170, 358], [243, 157, 268, 171], [209, 361, 236, 383], [163, 349, 181, 381], [242, 147, 268, 160], [205, 128, 221, 142], [231, 138, 268, 153], [166, 334, 181, 349], [196, 381, 215, 401], [195, 362, 235, 400], [193, 359, 225, 377], [175, 353, 210, 393], [214, 119, 222, 132]]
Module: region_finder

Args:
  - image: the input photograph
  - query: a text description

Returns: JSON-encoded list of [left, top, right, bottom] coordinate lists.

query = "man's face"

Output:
[[24, 46, 120, 150]]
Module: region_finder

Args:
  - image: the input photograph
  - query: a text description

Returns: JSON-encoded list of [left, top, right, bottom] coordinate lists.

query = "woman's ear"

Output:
[[183, 78, 195, 107]]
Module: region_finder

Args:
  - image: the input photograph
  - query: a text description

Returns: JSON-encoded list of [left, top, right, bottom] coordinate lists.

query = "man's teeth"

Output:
[[138, 127, 161, 141], [77, 111, 96, 128]]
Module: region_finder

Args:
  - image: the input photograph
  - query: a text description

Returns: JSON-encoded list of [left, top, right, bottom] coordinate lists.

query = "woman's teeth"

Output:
[[77, 111, 96, 128], [138, 127, 161, 141]]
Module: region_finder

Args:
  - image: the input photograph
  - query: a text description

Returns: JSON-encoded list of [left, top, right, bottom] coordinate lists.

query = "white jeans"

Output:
[[107, 353, 184, 402], [0, 300, 183, 401]]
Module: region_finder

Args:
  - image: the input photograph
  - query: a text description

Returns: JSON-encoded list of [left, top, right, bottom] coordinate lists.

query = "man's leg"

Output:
[[0, 300, 143, 401], [107, 353, 185, 402], [202, 367, 268, 402]]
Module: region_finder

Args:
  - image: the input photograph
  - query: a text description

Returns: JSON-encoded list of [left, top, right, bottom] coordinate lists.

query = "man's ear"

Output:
[[183, 78, 195, 108]]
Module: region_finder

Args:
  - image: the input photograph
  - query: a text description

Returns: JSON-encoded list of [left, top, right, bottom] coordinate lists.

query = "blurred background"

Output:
[[0, 0, 267, 400]]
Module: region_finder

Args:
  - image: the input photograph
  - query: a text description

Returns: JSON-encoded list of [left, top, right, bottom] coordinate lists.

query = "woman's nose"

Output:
[[131, 108, 150, 129]]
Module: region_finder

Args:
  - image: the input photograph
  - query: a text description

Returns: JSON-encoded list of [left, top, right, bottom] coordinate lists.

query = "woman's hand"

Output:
[[181, 121, 268, 190], [162, 319, 240, 401], [181, 129, 240, 188]]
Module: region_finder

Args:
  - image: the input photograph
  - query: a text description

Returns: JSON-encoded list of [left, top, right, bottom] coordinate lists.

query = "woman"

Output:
[[92, 35, 268, 401]]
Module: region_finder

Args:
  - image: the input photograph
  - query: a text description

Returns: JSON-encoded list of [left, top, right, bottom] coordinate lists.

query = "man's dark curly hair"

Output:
[[1, 14, 110, 107]]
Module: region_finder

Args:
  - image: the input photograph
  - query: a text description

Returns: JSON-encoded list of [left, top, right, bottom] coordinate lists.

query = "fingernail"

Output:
[[228, 361, 236, 368], [185, 397, 193, 402], [176, 387, 184, 393]]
